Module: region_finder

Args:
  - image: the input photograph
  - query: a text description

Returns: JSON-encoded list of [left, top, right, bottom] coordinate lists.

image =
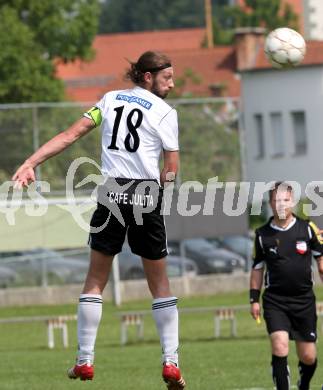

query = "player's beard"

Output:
[[151, 78, 168, 99]]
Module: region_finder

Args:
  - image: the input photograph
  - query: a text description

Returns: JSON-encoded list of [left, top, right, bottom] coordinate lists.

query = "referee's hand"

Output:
[[250, 302, 261, 320]]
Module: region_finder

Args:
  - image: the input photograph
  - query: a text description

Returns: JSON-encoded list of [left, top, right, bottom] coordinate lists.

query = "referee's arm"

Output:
[[250, 268, 264, 320], [308, 221, 323, 281], [250, 232, 264, 320], [316, 256, 323, 281]]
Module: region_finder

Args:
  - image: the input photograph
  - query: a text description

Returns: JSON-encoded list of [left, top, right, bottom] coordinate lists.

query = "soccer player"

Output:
[[250, 182, 323, 390], [12, 51, 185, 389]]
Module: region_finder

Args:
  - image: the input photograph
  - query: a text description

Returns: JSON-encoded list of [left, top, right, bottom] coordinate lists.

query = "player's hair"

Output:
[[125, 51, 172, 85], [269, 181, 293, 201]]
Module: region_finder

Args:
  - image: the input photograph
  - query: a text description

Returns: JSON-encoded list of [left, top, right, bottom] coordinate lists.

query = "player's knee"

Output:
[[272, 341, 288, 356], [300, 352, 316, 365]]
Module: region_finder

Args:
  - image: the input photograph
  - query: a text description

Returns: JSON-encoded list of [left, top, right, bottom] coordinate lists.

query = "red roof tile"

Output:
[[56, 28, 205, 83], [56, 28, 240, 101], [170, 47, 239, 97], [248, 40, 323, 71]]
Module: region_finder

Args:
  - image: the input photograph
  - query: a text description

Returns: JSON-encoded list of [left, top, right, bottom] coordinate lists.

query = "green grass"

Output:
[[1, 289, 323, 389]]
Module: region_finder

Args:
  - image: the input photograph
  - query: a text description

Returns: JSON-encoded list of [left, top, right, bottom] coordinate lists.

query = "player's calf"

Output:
[[271, 355, 290, 390], [297, 359, 317, 390]]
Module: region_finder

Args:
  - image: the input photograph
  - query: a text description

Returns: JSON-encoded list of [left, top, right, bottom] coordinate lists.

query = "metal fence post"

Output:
[[32, 106, 41, 182], [111, 254, 121, 306]]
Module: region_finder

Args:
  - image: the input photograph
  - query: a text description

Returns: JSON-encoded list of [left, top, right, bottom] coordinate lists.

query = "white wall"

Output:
[[0, 273, 250, 307], [304, 0, 323, 40], [241, 65, 323, 192]]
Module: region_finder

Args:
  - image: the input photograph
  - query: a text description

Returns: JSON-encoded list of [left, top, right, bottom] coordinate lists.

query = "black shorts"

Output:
[[262, 290, 317, 342], [88, 177, 168, 260]]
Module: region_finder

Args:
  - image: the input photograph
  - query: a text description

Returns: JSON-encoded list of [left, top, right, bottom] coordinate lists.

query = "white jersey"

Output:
[[84, 86, 179, 182]]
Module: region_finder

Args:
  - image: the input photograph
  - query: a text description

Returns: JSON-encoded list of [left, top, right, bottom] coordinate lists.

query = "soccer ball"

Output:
[[264, 27, 306, 68]]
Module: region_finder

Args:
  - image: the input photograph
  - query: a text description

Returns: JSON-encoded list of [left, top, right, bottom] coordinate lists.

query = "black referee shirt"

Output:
[[253, 216, 323, 296]]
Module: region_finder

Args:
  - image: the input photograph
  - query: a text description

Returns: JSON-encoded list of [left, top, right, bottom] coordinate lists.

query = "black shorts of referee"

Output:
[[88, 177, 167, 260], [263, 290, 317, 342]]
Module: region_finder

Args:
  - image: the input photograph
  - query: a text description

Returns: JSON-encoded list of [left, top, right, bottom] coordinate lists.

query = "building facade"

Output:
[[241, 65, 323, 190], [303, 0, 323, 40], [237, 30, 323, 199]]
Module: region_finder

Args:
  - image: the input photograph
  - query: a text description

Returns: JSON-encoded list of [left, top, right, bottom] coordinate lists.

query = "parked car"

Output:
[[0, 248, 89, 285], [168, 238, 244, 274], [209, 235, 253, 270], [117, 245, 198, 280], [0, 245, 198, 285], [0, 265, 18, 288], [58, 246, 198, 280], [219, 235, 253, 260]]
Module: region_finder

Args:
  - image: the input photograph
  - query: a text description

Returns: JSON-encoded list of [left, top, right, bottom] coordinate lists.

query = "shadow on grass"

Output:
[[0, 345, 52, 353], [107, 333, 268, 348], [0, 334, 268, 352]]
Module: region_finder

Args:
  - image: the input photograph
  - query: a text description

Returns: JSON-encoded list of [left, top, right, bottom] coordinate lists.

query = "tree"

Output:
[[99, 0, 206, 33], [0, 7, 63, 103], [0, 0, 100, 102], [214, 0, 299, 45], [99, 0, 299, 46], [169, 68, 202, 98], [177, 102, 240, 183]]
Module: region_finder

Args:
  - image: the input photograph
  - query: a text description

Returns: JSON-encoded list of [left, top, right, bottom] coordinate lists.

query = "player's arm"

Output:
[[12, 116, 96, 188], [249, 231, 265, 320], [158, 108, 179, 186], [160, 150, 179, 186]]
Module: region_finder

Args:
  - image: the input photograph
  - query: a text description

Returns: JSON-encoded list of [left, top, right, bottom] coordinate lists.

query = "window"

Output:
[[291, 111, 307, 155], [270, 112, 284, 157], [254, 114, 265, 158]]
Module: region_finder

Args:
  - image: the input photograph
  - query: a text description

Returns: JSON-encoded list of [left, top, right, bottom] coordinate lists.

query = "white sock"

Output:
[[152, 296, 179, 365], [77, 294, 102, 363]]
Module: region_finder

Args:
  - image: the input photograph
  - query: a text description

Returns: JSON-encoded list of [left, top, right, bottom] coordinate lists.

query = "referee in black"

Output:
[[250, 182, 323, 390]]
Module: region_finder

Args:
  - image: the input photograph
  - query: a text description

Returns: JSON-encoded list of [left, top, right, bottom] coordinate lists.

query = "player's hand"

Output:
[[161, 171, 176, 188], [250, 302, 261, 320], [12, 162, 36, 189]]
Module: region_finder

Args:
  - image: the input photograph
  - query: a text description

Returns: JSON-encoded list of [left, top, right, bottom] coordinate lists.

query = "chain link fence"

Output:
[[0, 97, 241, 193], [0, 98, 248, 288]]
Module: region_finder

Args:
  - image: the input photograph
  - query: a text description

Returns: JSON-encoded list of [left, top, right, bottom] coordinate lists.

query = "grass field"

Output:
[[1, 289, 323, 389]]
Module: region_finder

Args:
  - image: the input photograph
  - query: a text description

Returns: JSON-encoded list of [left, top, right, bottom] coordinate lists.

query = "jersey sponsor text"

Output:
[[107, 191, 154, 207], [116, 94, 152, 110]]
